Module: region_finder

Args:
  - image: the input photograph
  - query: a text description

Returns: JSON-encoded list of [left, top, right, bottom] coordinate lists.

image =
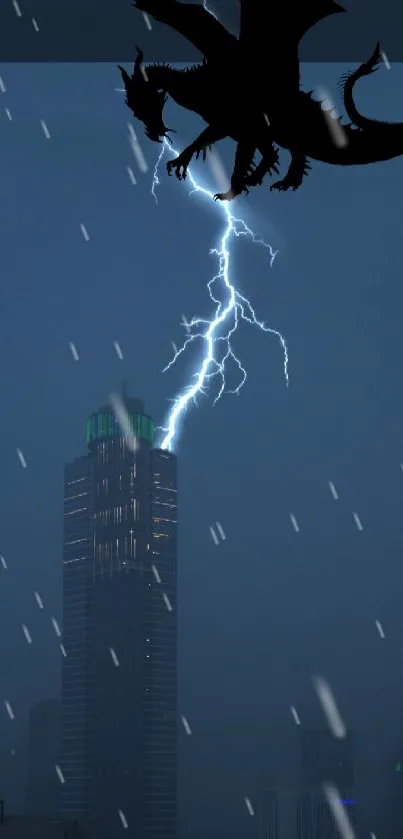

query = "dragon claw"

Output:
[[195, 145, 209, 161], [270, 179, 299, 192], [213, 190, 234, 201], [213, 182, 246, 201], [167, 154, 192, 180]]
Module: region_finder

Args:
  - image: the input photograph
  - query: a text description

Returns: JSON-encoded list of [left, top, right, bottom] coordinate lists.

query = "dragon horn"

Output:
[[135, 45, 144, 70], [117, 65, 131, 87]]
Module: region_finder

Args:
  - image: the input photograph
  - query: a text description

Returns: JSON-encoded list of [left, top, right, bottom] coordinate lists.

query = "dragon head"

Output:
[[118, 47, 175, 143]]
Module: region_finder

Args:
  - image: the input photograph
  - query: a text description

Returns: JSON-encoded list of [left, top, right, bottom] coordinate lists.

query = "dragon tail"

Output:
[[337, 42, 383, 131]]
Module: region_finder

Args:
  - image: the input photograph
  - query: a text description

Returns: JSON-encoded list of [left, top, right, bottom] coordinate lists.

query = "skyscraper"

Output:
[[60, 395, 177, 839], [297, 730, 356, 839]]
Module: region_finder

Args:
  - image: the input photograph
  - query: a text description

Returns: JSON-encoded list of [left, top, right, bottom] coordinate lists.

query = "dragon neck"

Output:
[[144, 63, 203, 108]]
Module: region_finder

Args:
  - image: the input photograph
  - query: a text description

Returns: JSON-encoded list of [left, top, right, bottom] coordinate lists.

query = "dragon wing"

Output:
[[133, 0, 239, 62], [238, 0, 345, 115], [239, 0, 345, 52]]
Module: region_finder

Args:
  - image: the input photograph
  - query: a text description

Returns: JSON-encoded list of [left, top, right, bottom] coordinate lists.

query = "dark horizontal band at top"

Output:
[[0, 0, 398, 62]]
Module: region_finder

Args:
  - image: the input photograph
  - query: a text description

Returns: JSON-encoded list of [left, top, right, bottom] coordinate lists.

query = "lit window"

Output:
[[129, 529, 136, 559]]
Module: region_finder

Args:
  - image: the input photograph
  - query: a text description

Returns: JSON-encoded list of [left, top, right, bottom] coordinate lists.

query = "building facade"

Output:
[[60, 454, 93, 819], [60, 396, 177, 839], [297, 730, 356, 839]]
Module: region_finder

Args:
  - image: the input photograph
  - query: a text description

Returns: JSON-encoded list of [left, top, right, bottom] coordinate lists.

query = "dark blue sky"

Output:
[[1, 56, 403, 833]]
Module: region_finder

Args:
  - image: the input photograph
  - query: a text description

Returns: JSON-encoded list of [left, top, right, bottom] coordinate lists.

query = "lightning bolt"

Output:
[[151, 140, 289, 452]]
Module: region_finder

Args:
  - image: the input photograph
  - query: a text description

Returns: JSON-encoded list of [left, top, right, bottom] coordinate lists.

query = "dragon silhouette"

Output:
[[119, 0, 402, 199]]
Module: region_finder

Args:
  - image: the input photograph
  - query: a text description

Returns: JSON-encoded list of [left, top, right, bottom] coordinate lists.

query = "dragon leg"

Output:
[[213, 140, 259, 201], [270, 152, 311, 192], [167, 124, 227, 180], [242, 143, 281, 189]]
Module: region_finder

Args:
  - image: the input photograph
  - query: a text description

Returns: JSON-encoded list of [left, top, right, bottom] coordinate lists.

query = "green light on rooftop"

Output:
[[85, 409, 154, 447]]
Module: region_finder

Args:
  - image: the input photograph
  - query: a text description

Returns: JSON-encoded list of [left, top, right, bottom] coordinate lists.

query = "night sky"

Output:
[[0, 45, 403, 837]]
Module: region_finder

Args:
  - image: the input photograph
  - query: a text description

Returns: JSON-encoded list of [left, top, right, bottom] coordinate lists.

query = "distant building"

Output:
[[26, 699, 60, 817], [60, 394, 178, 839], [258, 788, 279, 839], [0, 747, 27, 816], [297, 729, 356, 839], [383, 747, 403, 839], [297, 790, 357, 839], [0, 814, 86, 838]]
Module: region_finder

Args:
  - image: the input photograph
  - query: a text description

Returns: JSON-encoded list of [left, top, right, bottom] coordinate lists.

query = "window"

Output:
[[129, 529, 137, 559]]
